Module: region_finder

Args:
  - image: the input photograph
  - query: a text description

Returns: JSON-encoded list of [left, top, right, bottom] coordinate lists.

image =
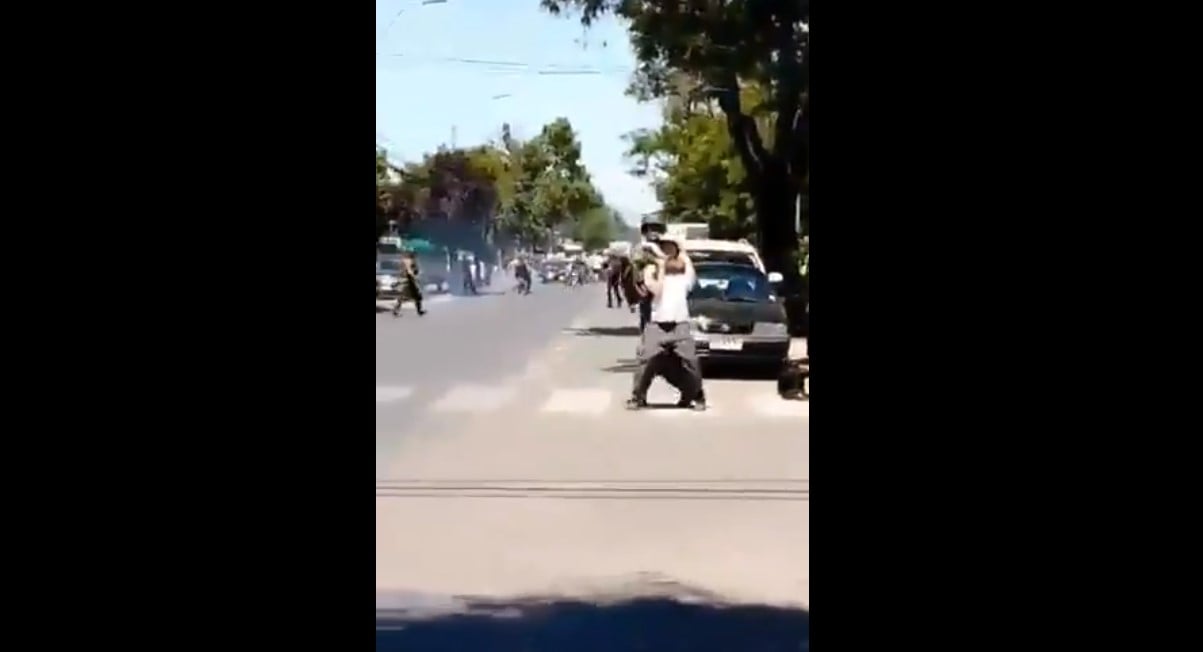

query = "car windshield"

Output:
[[687, 250, 758, 267], [691, 264, 773, 302], [377, 260, 402, 273]]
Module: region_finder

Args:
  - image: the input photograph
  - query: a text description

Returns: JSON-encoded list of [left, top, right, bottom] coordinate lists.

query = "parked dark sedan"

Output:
[[689, 262, 791, 373]]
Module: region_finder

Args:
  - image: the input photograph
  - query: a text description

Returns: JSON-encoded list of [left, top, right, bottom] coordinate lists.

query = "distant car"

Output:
[[376, 258, 405, 300], [689, 262, 791, 374], [540, 261, 568, 284]]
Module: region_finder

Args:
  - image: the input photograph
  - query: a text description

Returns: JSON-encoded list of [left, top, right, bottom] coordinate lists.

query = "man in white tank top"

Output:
[[626, 238, 707, 411]]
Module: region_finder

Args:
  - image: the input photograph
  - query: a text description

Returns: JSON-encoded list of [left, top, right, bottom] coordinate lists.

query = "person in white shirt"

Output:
[[627, 237, 707, 411]]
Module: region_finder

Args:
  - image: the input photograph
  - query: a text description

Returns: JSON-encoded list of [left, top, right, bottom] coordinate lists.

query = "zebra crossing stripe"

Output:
[[376, 386, 414, 403], [378, 383, 808, 418], [746, 395, 810, 418], [431, 385, 517, 413], [540, 388, 613, 415]]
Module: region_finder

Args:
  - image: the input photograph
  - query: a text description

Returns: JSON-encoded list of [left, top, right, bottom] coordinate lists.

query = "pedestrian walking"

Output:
[[606, 254, 625, 309], [392, 253, 427, 317], [460, 254, 477, 295]]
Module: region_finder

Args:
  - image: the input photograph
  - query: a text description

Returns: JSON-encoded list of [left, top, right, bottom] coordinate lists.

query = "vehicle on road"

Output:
[[377, 258, 449, 299], [689, 262, 791, 374], [540, 260, 568, 284], [681, 239, 769, 274], [376, 258, 405, 300]]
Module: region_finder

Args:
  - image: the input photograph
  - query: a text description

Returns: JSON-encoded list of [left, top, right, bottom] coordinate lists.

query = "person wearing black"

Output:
[[392, 253, 426, 317], [460, 254, 477, 295], [512, 256, 533, 294], [606, 254, 625, 309], [631, 248, 657, 332]]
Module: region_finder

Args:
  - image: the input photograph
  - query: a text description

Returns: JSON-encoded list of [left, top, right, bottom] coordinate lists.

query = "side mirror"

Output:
[[768, 271, 784, 284]]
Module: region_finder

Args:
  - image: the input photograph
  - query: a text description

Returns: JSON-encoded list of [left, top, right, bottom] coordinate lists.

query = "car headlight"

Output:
[[754, 322, 789, 336]]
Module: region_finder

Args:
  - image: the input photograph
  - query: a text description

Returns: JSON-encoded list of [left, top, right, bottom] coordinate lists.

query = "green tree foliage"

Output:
[[376, 117, 614, 251], [376, 147, 408, 242], [570, 205, 618, 250], [626, 96, 755, 241], [540, 0, 809, 277], [495, 118, 604, 247]]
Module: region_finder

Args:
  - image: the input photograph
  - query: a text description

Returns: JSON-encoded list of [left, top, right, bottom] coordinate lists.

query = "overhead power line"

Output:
[[376, 52, 634, 76]]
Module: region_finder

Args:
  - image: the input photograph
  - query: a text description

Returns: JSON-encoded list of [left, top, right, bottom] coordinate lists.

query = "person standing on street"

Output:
[[606, 253, 625, 309], [627, 238, 706, 411], [392, 253, 426, 317], [460, 253, 477, 295], [631, 246, 658, 331], [511, 255, 533, 294]]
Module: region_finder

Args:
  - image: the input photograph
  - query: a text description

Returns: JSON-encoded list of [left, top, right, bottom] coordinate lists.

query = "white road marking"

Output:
[[521, 359, 551, 380], [375, 386, 414, 403], [431, 384, 518, 413], [648, 404, 722, 418], [375, 295, 455, 310], [540, 388, 613, 415], [747, 394, 810, 418]]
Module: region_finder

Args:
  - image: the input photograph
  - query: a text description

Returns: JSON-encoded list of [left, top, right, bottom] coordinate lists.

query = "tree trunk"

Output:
[[754, 168, 799, 275], [753, 168, 807, 337]]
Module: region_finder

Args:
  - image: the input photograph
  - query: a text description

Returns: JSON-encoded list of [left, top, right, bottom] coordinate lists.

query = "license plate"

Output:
[[710, 336, 744, 351]]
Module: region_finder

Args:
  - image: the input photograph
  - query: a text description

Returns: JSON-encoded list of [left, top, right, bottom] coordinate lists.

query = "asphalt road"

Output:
[[375, 278, 601, 447]]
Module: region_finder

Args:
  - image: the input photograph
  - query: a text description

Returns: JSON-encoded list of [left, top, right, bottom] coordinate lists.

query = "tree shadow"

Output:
[[568, 326, 642, 338], [377, 597, 808, 652]]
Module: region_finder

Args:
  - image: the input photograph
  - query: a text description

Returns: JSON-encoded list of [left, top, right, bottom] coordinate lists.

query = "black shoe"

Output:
[[625, 398, 647, 410], [392, 308, 400, 318], [417, 309, 426, 316]]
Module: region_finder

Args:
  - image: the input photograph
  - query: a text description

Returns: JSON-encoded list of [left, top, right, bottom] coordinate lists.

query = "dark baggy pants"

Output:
[[393, 280, 424, 315], [631, 321, 704, 402], [607, 279, 623, 308], [638, 298, 653, 332]]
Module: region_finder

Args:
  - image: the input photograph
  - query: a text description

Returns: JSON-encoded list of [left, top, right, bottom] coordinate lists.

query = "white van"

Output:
[[679, 238, 783, 281]]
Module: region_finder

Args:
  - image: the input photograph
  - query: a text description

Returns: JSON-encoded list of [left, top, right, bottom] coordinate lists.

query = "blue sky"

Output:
[[375, 0, 663, 224]]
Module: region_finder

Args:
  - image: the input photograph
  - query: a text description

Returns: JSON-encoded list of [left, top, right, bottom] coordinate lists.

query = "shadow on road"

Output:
[[452, 289, 508, 298], [568, 326, 642, 337], [376, 597, 809, 652], [601, 358, 641, 373], [601, 358, 779, 382]]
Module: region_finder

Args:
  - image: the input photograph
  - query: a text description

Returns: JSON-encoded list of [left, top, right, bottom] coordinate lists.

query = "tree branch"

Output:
[[773, 7, 806, 181], [712, 73, 769, 181]]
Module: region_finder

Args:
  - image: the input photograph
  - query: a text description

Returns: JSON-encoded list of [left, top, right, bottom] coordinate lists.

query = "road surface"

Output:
[[376, 278, 810, 608]]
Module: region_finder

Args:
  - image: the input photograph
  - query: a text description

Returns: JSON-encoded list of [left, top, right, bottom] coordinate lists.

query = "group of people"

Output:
[[458, 253, 494, 296], [608, 238, 707, 412]]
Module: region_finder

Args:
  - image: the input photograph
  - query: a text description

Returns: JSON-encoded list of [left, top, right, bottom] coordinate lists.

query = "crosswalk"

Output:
[[375, 381, 809, 420], [375, 294, 456, 310]]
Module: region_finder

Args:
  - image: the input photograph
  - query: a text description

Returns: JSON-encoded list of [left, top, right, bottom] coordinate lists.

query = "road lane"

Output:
[[376, 280, 605, 465], [376, 292, 810, 608]]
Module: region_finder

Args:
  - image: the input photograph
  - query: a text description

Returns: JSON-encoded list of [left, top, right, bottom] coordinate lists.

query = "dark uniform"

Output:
[[606, 256, 625, 308], [392, 257, 426, 317]]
